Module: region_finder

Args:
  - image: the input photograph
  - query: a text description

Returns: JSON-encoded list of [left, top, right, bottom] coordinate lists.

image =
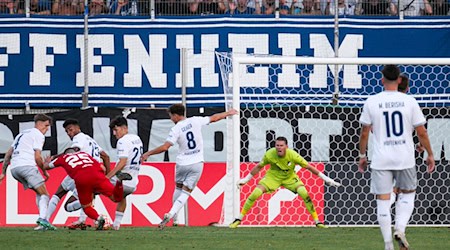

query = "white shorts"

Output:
[[60, 175, 76, 192], [176, 162, 204, 190], [110, 177, 136, 197], [370, 168, 417, 194], [10, 166, 45, 190]]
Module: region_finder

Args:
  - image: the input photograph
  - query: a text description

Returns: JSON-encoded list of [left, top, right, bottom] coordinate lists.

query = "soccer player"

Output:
[[45, 118, 111, 230], [0, 114, 56, 230], [229, 136, 341, 229], [358, 65, 435, 250], [105, 116, 143, 230], [44, 147, 131, 230], [141, 104, 238, 229]]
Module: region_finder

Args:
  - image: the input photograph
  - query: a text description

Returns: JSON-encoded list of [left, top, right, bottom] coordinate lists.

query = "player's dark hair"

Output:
[[34, 114, 52, 124], [63, 118, 80, 128], [64, 147, 80, 154], [398, 74, 409, 93], [168, 104, 185, 116], [109, 116, 128, 129], [381, 65, 400, 81], [276, 136, 288, 145]]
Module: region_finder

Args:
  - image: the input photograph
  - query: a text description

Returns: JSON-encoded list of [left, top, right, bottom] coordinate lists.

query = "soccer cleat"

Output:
[[229, 219, 241, 229], [315, 222, 328, 228], [67, 221, 88, 230], [36, 218, 57, 231], [394, 231, 410, 250], [34, 225, 45, 231], [115, 171, 132, 182], [159, 213, 171, 230], [96, 215, 106, 230]]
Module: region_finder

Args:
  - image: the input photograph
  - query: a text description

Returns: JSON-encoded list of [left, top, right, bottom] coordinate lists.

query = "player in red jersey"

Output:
[[44, 148, 132, 230]]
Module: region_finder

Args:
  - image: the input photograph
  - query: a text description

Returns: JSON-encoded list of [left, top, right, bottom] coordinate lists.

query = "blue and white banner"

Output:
[[0, 16, 449, 107]]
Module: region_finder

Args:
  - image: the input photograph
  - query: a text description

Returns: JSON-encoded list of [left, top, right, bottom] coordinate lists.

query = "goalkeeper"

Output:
[[230, 136, 341, 229]]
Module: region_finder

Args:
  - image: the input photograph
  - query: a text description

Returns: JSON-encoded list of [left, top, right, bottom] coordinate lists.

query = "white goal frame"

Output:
[[224, 55, 450, 226]]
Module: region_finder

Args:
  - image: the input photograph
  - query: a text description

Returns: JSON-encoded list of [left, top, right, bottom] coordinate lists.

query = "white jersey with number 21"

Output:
[[359, 91, 426, 170], [166, 116, 210, 166]]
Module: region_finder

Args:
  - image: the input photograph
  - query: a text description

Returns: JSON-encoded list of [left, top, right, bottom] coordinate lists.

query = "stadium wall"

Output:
[[0, 16, 449, 107]]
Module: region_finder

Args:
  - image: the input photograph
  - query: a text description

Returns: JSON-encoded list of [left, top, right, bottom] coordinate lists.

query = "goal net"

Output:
[[216, 52, 450, 227]]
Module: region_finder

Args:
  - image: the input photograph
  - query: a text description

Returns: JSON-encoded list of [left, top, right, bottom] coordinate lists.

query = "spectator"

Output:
[[260, 0, 291, 14], [18, 0, 52, 14], [225, 0, 257, 14], [111, 0, 139, 16], [397, 0, 432, 16], [355, 0, 397, 15], [427, 0, 450, 15], [89, 0, 108, 15], [294, 0, 321, 15], [155, 0, 190, 15], [325, 0, 357, 15], [52, 0, 83, 15], [0, 0, 15, 14], [190, 0, 226, 15]]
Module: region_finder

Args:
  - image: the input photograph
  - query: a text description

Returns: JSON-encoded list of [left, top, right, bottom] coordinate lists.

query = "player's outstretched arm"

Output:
[[237, 163, 263, 189], [209, 109, 238, 123], [141, 141, 172, 162], [305, 164, 342, 187]]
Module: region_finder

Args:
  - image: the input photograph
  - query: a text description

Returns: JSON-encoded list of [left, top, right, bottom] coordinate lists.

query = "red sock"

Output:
[[83, 206, 99, 220], [113, 181, 124, 202]]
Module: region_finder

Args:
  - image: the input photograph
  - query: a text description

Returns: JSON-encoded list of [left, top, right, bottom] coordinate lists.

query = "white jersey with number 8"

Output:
[[166, 116, 210, 166]]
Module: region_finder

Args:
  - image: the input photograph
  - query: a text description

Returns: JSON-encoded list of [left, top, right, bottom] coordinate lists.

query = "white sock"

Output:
[[46, 195, 60, 220], [66, 200, 82, 212], [395, 192, 415, 233], [168, 190, 190, 218], [389, 192, 396, 206], [377, 199, 392, 244], [78, 209, 87, 223], [113, 211, 124, 229], [172, 188, 182, 222], [36, 194, 41, 208], [38, 195, 49, 220]]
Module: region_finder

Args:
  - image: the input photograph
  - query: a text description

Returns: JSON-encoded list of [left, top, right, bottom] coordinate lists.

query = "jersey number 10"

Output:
[[383, 111, 404, 137]]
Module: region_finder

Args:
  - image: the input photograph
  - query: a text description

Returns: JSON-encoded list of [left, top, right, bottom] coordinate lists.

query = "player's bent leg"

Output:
[[230, 186, 265, 229], [296, 185, 326, 228]]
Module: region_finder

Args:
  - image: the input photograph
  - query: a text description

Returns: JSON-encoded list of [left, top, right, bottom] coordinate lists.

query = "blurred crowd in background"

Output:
[[0, 0, 449, 17]]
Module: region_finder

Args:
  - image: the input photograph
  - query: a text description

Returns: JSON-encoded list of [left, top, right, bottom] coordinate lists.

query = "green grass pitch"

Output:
[[0, 226, 448, 249]]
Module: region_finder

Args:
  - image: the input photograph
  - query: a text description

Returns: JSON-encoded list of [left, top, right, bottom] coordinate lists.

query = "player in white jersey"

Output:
[[106, 116, 143, 230], [44, 119, 111, 230], [358, 65, 435, 250], [141, 104, 237, 229], [0, 114, 56, 230]]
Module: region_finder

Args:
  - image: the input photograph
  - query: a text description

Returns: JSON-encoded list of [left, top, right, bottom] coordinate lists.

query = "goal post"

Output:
[[217, 52, 450, 227]]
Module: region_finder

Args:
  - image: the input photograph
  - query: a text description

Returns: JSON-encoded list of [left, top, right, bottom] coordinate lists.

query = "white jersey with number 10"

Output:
[[359, 91, 426, 170], [166, 116, 210, 166]]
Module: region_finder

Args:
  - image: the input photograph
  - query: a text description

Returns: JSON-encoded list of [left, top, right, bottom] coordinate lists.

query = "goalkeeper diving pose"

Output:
[[229, 136, 341, 229]]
